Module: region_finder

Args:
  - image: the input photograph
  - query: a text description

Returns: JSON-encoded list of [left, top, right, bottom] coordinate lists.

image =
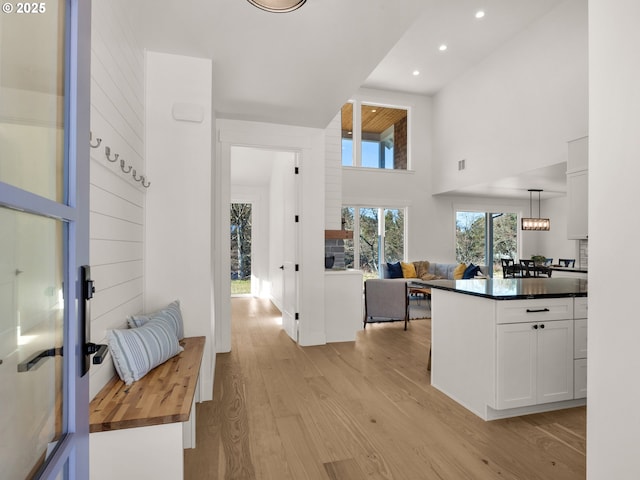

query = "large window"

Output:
[[341, 102, 408, 169], [342, 206, 405, 278], [456, 210, 518, 277]]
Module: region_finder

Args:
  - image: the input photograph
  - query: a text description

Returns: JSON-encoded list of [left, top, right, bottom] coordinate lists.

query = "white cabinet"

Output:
[[430, 290, 586, 421], [324, 270, 363, 342], [497, 319, 574, 409], [573, 297, 588, 399], [567, 137, 588, 240]]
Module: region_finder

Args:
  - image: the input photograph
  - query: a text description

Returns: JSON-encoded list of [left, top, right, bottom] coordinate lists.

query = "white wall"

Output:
[[340, 88, 435, 261], [325, 112, 342, 230], [145, 52, 215, 401], [588, 1, 640, 477], [531, 196, 579, 263], [88, 0, 146, 398], [432, 0, 588, 195]]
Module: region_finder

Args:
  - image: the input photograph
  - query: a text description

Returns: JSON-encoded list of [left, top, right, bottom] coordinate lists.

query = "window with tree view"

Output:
[[456, 211, 518, 278], [341, 102, 408, 169], [342, 206, 405, 279]]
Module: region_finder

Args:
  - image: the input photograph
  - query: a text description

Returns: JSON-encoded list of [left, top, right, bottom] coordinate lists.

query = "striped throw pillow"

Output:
[[128, 300, 184, 340], [108, 319, 183, 385]]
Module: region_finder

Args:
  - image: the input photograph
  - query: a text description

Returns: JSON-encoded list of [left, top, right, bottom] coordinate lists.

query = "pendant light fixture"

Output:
[[247, 0, 306, 13], [521, 189, 550, 231]]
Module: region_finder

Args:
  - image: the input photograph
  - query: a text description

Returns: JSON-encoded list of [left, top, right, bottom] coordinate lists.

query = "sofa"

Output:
[[381, 260, 488, 281]]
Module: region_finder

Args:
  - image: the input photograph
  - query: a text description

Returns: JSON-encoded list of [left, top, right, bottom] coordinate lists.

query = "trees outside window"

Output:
[[342, 206, 405, 279], [230, 203, 252, 294], [456, 211, 518, 277]]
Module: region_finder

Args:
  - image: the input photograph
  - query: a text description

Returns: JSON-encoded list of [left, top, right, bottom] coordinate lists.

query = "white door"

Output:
[[281, 155, 298, 341], [496, 323, 537, 409], [0, 1, 91, 478], [537, 319, 574, 404]]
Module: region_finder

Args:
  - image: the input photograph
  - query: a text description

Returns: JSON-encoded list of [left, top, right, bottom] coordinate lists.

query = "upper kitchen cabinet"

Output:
[[567, 137, 588, 239]]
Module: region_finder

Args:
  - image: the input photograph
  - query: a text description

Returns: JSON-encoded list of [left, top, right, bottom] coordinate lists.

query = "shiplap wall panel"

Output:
[[89, 0, 145, 399], [90, 185, 143, 225], [325, 112, 342, 229]]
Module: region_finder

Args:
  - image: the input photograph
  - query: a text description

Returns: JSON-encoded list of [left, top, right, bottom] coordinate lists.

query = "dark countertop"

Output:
[[416, 278, 587, 300], [549, 266, 588, 274]]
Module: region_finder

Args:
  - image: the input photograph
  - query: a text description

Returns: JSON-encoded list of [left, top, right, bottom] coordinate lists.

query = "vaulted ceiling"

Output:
[[138, 0, 565, 129]]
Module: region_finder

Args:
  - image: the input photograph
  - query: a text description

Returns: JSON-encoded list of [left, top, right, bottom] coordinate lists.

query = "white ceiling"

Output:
[[137, 0, 568, 196]]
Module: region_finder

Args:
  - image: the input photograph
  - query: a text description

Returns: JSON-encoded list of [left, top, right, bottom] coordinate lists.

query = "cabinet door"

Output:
[[567, 170, 588, 239], [574, 318, 588, 359], [537, 320, 574, 404], [497, 323, 537, 409], [574, 358, 588, 399]]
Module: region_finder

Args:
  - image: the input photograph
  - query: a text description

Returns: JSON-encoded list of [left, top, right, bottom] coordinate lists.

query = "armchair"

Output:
[[363, 279, 409, 330]]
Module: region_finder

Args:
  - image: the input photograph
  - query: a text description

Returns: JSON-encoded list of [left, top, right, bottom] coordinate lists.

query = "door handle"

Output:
[[279, 265, 284, 270]]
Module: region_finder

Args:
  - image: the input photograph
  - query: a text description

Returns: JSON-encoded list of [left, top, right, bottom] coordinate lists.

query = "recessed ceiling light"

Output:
[[412, 70, 420, 76], [371, 109, 377, 113], [439, 44, 448, 52], [475, 10, 485, 19]]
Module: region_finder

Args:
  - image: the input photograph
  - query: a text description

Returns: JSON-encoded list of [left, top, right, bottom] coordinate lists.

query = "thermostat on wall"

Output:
[[172, 103, 205, 123]]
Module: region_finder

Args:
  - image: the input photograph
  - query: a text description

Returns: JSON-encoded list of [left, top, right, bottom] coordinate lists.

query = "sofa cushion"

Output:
[[453, 263, 467, 279], [463, 263, 481, 279], [413, 260, 430, 279], [400, 261, 417, 278], [387, 262, 404, 278]]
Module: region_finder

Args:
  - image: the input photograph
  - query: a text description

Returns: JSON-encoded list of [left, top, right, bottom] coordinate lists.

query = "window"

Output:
[[342, 206, 405, 279], [456, 210, 518, 277], [230, 203, 252, 295], [341, 101, 408, 169]]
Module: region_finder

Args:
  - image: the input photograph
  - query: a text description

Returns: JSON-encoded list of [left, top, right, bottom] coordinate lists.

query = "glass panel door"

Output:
[[0, 0, 90, 478], [0, 210, 64, 479]]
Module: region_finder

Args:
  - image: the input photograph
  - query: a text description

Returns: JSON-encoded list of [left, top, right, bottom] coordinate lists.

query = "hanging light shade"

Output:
[[247, 0, 306, 13], [521, 189, 550, 231]]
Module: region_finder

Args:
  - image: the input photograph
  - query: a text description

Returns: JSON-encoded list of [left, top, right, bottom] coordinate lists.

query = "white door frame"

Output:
[[215, 120, 326, 353]]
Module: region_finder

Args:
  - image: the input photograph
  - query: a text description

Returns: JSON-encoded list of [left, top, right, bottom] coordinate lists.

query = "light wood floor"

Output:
[[184, 297, 586, 480]]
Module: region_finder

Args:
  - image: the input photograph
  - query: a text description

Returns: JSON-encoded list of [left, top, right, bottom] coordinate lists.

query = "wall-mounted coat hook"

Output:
[[141, 176, 151, 188], [90, 132, 102, 148], [120, 159, 132, 173], [132, 169, 143, 182], [105, 146, 118, 162]]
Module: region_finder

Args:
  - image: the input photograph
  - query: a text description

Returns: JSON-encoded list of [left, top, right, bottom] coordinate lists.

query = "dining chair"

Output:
[[558, 258, 576, 267], [520, 259, 535, 277], [501, 258, 521, 278]]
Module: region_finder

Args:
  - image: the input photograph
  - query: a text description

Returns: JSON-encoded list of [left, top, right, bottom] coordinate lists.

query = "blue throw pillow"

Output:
[[387, 262, 404, 278], [462, 263, 481, 279]]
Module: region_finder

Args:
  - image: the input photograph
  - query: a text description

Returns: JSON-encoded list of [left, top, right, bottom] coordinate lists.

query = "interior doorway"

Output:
[[230, 203, 252, 296]]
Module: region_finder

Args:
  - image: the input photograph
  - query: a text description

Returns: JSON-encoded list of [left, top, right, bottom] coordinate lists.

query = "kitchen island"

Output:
[[422, 277, 587, 420]]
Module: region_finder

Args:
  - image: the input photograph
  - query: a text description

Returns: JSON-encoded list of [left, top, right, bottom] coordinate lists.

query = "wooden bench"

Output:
[[89, 336, 205, 480]]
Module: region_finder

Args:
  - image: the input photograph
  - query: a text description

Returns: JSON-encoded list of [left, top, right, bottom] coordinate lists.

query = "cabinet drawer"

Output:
[[574, 297, 588, 319], [496, 298, 574, 324], [574, 318, 587, 359]]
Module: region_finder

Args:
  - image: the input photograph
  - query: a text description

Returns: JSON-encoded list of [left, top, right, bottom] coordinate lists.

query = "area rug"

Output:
[[409, 297, 431, 319]]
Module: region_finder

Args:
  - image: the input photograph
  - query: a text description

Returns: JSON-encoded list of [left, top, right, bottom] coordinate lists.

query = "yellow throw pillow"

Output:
[[401, 261, 417, 278], [453, 263, 467, 279]]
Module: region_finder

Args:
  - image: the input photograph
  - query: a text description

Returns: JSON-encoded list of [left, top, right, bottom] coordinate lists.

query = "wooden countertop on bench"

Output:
[[89, 336, 205, 433]]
